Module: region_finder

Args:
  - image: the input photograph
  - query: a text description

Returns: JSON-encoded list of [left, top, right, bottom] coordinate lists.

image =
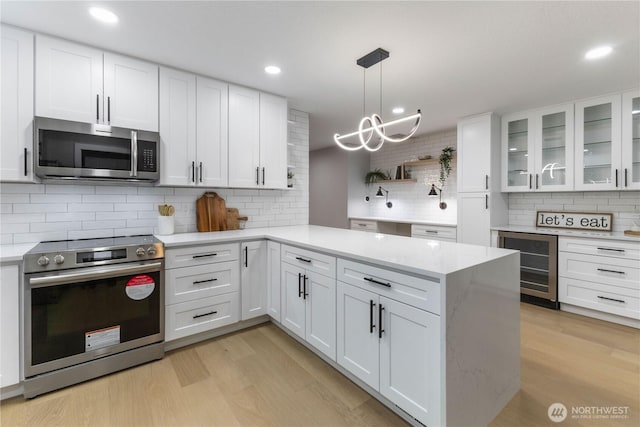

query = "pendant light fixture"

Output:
[[334, 48, 422, 152]]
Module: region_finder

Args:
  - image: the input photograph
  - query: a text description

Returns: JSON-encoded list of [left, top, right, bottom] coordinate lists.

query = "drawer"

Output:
[[559, 237, 640, 261], [350, 219, 378, 232], [559, 277, 639, 319], [281, 244, 336, 278], [558, 252, 639, 290], [165, 260, 239, 305], [337, 258, 440, 315], [165, 292, 240, 342], [165, 243, 239, 269], [411, 224, 457, 241]]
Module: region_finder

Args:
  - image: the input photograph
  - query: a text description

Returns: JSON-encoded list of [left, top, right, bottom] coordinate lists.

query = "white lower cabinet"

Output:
[[411, 224, 457, 242], [280, 247, 337, 361], [0, 263, 20, 389], [267, 241, 281, 321], [241, 241, 267, 320]]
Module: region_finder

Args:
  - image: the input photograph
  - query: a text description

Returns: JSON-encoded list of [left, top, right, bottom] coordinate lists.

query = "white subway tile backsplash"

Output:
[[30, 194, 83, 204], [13, 203, 67, 214], [82, 194, 127, 203], [31, 221, 81, 232], [44, 184, 96, 194], [68, 203, 114, 213], [82, 220, 127, 230]]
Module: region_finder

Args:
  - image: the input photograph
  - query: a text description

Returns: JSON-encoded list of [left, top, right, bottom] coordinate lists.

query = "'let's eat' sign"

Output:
[[536, 211, 613, 231]]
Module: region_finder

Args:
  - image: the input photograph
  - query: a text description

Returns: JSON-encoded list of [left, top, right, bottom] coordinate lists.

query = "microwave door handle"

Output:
[[130, 130, 138, 177]]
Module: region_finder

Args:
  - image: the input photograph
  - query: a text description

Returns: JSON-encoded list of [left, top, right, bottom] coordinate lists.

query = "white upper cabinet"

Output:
[[621, 89, 640, 190], [159, 68, 228, 187], [1, 25, 34, 182], [502, 103, 574, 192], [575, 94, 622, 191], [228, 85, 287, 189], [35, 35, 158, 131], [457, 113, 494, 192]]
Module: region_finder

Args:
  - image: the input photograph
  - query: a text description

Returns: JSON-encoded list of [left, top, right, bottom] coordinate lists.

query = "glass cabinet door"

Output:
[[622, 91, 640, 189], [501, 114, 534, 191], [575, 95, 622, 191], [535, 104, 574, 191]]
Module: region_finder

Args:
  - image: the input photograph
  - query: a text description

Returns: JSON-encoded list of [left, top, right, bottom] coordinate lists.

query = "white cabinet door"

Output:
[[336, 281, 380, 390], [35, 35, 103, 124], [501, 111, 534, 192], [457, 192, 491, 246], [379, 296, 441, 427], [575, 94, 622, 191], [0, 264, 20, 387], [159, 67, 197, 186], [534, 104, 574, 191], [196, 76, 228, 187], [305, 271, 336, 360], [457, 113, 493, 192], [280, 262, 306, 339], [1, 25, 34, 182], [103, 53, 158, 131], [259, 93, 288, 189], [228, 85, 260, 188], [621, 90, 640, 190], [267, 241, 281, 322], [241, 241, 267, 320]]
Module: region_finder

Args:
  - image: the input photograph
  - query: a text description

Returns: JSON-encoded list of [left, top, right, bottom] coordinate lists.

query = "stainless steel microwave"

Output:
[[34, 117, 160, 182]]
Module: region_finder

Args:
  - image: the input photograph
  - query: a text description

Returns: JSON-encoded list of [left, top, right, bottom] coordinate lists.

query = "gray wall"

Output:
[[309, 146, 349, 228]]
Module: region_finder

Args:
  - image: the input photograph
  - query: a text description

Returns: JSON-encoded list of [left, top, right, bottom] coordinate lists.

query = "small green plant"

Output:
[[364, 169, 389, 184], [439, 146, 455, 187]]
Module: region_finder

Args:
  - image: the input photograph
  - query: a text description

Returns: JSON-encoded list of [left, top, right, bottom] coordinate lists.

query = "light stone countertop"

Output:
[[0, 243, 37, 263], [157, 225, 512, 278], [349, 216, 457, 227], [492, 224, 640, 242]]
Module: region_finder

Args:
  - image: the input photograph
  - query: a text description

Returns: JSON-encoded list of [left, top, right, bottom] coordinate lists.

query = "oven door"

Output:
[[24, 261, 164, 377]]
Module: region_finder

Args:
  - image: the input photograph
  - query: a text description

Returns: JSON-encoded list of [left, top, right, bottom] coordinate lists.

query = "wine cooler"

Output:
[[498, 231, 559, 309]]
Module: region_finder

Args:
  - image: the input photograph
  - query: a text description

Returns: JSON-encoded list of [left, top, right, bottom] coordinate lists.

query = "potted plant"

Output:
[[439, 146, 455, 187], [364, 168, 390, 184]]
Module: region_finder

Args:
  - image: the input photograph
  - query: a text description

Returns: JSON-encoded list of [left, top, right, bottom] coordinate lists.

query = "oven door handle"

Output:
[[28, 262, 163, 288]]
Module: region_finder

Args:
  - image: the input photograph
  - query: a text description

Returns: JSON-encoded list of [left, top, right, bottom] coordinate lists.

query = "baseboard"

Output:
[[561, 304, 640, 329]]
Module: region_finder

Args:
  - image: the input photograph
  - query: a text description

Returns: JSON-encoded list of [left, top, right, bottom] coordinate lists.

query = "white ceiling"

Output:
[[2, 1, 639, 151]]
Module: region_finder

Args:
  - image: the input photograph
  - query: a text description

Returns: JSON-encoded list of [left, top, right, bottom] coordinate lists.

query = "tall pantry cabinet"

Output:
[[457, 113, 508, 247]]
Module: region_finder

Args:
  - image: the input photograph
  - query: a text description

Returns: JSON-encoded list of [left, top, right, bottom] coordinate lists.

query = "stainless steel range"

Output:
[[23, 235, 165, 398]]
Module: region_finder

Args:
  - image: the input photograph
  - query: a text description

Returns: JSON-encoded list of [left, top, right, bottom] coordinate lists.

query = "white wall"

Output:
[[0, 110, 309, 244]]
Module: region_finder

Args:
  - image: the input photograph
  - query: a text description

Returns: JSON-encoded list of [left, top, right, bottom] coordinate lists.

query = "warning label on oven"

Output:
[[125, 274, 155, 300], [86, 325, 120, 352]]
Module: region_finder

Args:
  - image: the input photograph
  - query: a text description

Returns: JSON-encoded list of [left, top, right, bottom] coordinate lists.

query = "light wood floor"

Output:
[[1, 303, 639, 426]]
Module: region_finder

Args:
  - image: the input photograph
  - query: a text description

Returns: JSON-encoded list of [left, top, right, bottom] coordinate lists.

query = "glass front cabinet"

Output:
[[575, 94, 622, 191], [622, 90, 640, 190], [501, 104, 574, 192]]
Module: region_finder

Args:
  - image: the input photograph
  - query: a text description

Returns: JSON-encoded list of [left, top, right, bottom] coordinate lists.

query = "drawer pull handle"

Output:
[[424, 230, 438, 234], [597, 295, 625, 304], [597, 268, 625, 275], [193, 253, 217, 259], [596, 247, 625, 253], [295, 256, 312, 263], [193, 310, 217, 319], [364, 277, 391, 288], [193, 278, 217, 284], [358, 223, 367, 226]]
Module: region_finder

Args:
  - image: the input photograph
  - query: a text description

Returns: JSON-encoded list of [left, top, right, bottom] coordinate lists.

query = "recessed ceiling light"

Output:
[[89, 7, 118, 24], [585, 45, 612, 60], [392, 107, 405, 114], [264, 65, 281, 75]]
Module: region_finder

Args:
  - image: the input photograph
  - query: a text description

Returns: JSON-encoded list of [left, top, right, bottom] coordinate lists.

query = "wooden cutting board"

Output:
[[226, 208, 249, 230], [196, 192, 228, 232]]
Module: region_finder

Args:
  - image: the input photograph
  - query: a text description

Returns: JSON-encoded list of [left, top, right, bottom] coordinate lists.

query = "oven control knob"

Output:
[[136, 247, 146, 257], [146, 246, 157, 256], [53, 254, 65, 265], [37, 256, 50, 266]]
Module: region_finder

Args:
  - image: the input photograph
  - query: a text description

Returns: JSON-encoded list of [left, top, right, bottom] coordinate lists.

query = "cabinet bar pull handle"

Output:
[[597, 295, 625, 304], [244, 245, 248, 267], [364, 277, 391, 288], [485, 194, 489, 209], [378, 304, 385, 339], [485, 174, 489, 190], [256, 167, 260, 185], [295, 256, 312, 263], [535, 174, 539, 189], [625, 168, 628, 187], [262, 167, 265, 185], [24, 147, 28, 176], [192, 253, 217, 259], [303, 275, 308, 299], [199, 162, 203, 183], [107, 96, 111, 124], [597, 268, 625, 275], [369, 300, 376, 334], [193, 278, 217, 284], [192, 161, 195, 183], [96, 94, 100, 121], [298, 272, 302, 298], [424, 230, 438, 234], [193, 310, 217, 319], [615, 169, 619, 187], [358, 223, 367, 226], [597, 247, 625, 253], [529, 174, 532, 190]]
